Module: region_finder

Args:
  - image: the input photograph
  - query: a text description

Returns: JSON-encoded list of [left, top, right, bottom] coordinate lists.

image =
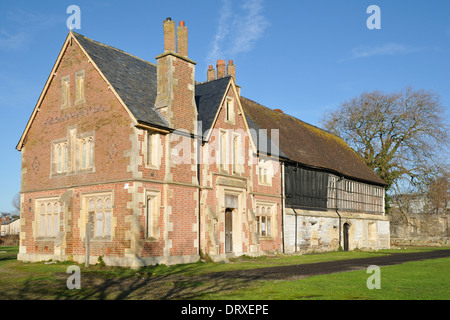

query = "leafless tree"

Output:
[[321, 87, 449, 197], [426, 169, 449, 215], [12, 193, 20, 215]]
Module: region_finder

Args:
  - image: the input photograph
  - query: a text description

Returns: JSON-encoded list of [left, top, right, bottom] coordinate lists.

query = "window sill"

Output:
[[144, 237, 160, 242], [258, 236, 274, 240], [90, 236, 112, 242], [35, 237, 56, 241], [145, 164, 160, 170]]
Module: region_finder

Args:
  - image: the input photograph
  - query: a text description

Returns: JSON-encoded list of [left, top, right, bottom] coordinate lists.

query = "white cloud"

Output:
[[0, 9, 64, 50], [206, 0, 269, 63], [345, 43, 423, 60], [0, 30, 27, 49]]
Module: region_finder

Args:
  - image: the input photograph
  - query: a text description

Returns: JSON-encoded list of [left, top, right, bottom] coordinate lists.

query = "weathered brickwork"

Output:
[[17, 18, 389, 267]]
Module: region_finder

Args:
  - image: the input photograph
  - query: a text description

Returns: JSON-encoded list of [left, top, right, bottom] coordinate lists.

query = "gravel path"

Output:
[[200, 249, 450, 281]]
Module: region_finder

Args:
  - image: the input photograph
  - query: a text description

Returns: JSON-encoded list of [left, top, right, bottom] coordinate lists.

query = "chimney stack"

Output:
[[226, 60, 235, 80], [177, 21, 188, 57], [207, 65, 215, 81], [216, 60, 226, 78], [163, 17, 176, 52], [156, 18, 197, 134]]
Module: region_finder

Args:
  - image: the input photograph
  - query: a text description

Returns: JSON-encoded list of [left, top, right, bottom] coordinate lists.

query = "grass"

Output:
[[1, 246, 449, 300], [203, 257, 450, 300]]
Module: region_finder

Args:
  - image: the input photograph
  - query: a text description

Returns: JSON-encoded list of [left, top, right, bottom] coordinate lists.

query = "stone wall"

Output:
[[284, 208, 390, 253], [390, 210, 449, 246]]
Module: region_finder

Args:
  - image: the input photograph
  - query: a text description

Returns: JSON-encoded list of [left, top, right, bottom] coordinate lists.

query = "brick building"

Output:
[[16, 18, 389, 267]]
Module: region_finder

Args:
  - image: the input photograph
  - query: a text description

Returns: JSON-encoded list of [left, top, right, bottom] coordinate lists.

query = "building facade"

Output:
[[16, 18, 389, 267]]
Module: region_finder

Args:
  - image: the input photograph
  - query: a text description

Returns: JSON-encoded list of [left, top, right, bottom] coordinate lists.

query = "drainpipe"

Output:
[[197, 128, 203, 259], [335, 177, 343, 250], [293, 208, 298, 252], [85, 221, 91, 267], [281, 161, 285, 253]]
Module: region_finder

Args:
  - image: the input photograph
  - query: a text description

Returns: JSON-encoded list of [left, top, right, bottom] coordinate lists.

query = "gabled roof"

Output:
[[18, 31, 384, 186], [195, 76, 233, 135], [17, 32, 169, 150], [240, 97, 386, 186], [71, 32, 169, 129]]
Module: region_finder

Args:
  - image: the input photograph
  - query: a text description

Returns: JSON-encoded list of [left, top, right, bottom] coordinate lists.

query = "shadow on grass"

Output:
[[4, 264, 259, 300]]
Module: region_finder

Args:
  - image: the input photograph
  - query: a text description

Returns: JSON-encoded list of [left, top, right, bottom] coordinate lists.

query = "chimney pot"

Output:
[[163, 18, 176, 52], [177, 20, 188, 57], [216, 60, 226, 78], [207, 65, 216, 81], [226, 60, 236, 80]]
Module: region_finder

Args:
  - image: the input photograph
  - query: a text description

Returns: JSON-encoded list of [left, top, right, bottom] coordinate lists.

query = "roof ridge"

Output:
[[71, 31, 157, 68], [195, 75, 232, 86], [240, 96, 334, 136]]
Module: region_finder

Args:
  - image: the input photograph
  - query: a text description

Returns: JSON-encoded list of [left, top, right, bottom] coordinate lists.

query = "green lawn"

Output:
[[1, 246, 449, 300], [203, 257, 450, 300]]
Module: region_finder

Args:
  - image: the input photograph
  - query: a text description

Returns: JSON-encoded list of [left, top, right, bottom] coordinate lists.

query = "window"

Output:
[[255, 204, 274, 237], [219, 130, 227, 171], [145, 192, 160, 239], [61, 76, 70, 108], [225, 98, 235, 124], [86, 194, 112, 238], [232, 133, 240, 174], [75, 70, 85, 104], [258, 158, 272, 185], [80, 137, 94, 170], [146, 132, 159, 167], [37, 199, 61, 238], [54, 142, 68, 174]]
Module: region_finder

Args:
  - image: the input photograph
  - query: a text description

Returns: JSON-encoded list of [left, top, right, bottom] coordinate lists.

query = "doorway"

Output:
[[343, 222, 350, 251], [225, 209, 233, 253]]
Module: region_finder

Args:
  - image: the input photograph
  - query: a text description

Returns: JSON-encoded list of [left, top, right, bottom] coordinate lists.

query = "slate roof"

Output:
[[195, 76, 233, 135], [72, 32, 169, 128], [71, 32, 383, 186], [240, 97, 386, 186]]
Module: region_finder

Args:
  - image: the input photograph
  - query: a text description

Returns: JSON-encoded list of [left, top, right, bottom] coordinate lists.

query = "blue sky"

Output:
[[0, 0, 449, 213]]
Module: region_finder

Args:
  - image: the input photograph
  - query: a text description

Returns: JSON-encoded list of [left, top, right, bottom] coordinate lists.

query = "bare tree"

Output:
[[12, 193, 20, 215], [426, 169, 449, 215], [321, 87, 449, 196]]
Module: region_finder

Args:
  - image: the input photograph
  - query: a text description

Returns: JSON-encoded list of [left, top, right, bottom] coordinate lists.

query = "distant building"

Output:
[[1, 218, 20, 236]]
